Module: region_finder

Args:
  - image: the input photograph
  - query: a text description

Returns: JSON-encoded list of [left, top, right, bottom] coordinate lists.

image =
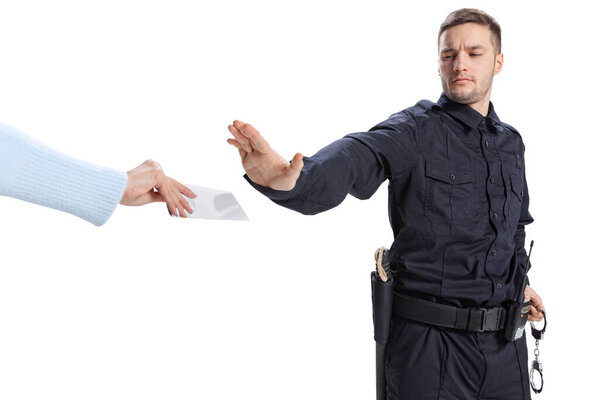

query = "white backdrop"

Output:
[[1, 1, 597, 399]]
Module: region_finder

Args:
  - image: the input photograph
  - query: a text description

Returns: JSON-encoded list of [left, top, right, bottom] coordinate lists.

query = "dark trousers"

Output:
[[386, 315, 531, 400]]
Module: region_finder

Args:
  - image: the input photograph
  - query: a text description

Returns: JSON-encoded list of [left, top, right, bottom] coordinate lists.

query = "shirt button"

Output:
[[485, 140, 489, 147], [521, 190, 524, 197], [490, 176, 495, 183], [491, 249, 497, 256], [492, 212, 498, 220], [450, 174, 456, 180], [496, 282, 503, 290]]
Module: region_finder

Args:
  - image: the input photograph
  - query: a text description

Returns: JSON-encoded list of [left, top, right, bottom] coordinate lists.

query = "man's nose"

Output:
[[453, 53, 468, 72]]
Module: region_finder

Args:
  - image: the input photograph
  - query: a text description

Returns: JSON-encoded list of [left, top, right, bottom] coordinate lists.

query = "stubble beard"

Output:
[[442, 67, 495, 105]]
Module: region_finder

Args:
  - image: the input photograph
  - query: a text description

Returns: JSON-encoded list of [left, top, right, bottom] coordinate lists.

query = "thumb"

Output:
[[289, 153, 304, 174]]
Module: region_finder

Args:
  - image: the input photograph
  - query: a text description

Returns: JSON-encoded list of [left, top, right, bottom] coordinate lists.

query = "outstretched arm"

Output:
[[227, 112, 419, 215], [0, 123, 195, 225]]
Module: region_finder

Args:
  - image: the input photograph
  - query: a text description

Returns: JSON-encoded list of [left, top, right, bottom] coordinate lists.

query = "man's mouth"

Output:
[[453, 77, 472, 84]]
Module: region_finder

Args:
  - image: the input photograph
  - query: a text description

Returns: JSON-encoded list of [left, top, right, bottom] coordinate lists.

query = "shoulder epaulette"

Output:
[[415, 99, 438, 112], [385, 99, 438, 121], [498, 121, 522, 139]]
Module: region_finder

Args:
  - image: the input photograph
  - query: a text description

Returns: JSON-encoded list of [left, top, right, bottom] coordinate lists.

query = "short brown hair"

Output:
[[438, 8, 502, 54]]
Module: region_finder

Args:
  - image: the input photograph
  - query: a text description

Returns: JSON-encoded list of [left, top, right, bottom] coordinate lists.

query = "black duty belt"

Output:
[[393, 292, 507, 332]]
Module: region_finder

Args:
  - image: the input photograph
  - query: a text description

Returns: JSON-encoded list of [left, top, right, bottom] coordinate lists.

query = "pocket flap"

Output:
[[510, 173, 524, 200], [425, 159, 473, 185]]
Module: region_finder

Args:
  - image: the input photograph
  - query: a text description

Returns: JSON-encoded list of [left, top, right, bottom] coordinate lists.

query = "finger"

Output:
[[173, 179, 196, 198], [234, 120, 270, 153], [161, 184, 193, 216], [228, 139, 250, 161], [167, 202, 178, 217], [180, 197, 193, 214], [228, 125, 253, 153], [167, 192, 192, 215], [227, 138, 243, 150], [228, 124, 253, 153], [227, 123, 245, 140], [232, 120, 247, 134], [533, 304, 545, 319], [174, 193, 191, 217], [177, 206, 188, 218], [529, 314, 543, 322], [172, 204, 184, 217], [528, 307, 543, 322]]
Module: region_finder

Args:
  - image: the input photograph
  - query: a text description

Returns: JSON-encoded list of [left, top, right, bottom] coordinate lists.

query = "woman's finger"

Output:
[[172, 179, 196, 198]]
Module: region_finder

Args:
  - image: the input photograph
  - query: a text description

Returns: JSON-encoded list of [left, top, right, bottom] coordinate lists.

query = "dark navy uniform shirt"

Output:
[[246, 92, 533, 308]]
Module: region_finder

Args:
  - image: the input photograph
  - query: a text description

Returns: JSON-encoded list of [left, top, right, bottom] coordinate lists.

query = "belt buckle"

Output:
[[467, 308, 487, 332]]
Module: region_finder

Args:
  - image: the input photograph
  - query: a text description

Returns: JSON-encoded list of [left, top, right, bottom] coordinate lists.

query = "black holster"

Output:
[[371, 271, 395, 400]]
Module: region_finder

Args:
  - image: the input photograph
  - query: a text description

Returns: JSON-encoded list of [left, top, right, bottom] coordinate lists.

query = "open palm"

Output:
[[227, 120, 303, 191]]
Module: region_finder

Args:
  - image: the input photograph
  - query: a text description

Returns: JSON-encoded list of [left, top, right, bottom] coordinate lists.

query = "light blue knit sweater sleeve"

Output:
[[0, 122, 128, 226]]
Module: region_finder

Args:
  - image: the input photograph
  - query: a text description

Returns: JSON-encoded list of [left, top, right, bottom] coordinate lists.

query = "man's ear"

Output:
[[494, 53, 504, 75]]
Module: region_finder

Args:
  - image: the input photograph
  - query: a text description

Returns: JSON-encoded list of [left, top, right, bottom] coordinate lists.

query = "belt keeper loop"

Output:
[[467, 309, 485, 332], [498, 308, 507, 329], [455, 308, 469, 330], [482, 308, 499, 331]]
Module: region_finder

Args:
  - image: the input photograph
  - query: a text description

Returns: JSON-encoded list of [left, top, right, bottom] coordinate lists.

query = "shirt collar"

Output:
[[436, 92, 500, 128]]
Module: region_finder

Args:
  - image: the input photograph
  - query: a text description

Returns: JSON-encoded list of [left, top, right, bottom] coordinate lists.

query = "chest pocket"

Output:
[[505, 172, 524, 230], [424, 158, 480, 224]]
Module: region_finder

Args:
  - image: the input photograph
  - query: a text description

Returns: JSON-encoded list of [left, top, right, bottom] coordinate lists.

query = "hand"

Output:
[[120, 159, 196, 217], [524, 285, 545, 322], [227, 120, 304, 191]]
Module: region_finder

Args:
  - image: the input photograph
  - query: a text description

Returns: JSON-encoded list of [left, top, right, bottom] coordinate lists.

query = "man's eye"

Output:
[[443, 55, 454, 60], [471, 53, 481, 56]]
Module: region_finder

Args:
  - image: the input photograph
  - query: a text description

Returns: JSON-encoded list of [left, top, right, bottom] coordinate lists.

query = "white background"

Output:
[[0, 1, 597, 399]]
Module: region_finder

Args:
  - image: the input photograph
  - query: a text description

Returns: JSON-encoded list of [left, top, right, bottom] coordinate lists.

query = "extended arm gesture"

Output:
[[227, 120, 303, 191]]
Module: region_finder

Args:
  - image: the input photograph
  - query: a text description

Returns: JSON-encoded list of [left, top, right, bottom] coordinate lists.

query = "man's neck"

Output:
[[467, 93, 492, 117]]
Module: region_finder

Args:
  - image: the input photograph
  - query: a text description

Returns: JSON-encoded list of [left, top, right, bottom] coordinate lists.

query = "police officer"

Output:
[[227, 8, 545, 400]]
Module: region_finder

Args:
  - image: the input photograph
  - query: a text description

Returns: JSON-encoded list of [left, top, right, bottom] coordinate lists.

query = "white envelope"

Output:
[[172, 184, 249, 221]]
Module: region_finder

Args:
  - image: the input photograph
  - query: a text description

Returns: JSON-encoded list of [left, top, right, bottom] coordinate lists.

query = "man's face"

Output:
[[438, 23, 503, 106]]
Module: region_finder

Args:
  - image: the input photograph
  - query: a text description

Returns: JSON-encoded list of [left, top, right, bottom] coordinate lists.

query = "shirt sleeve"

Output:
[[0, 123, 127, 226], [245, 110, 420, 215], [513, 146, 534, 280]]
